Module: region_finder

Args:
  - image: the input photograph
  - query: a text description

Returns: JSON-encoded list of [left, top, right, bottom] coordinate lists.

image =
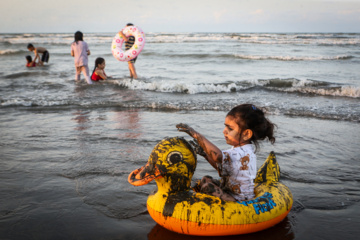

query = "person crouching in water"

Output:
[[91, 57, 107, 81], [27, 44, 49, 65]]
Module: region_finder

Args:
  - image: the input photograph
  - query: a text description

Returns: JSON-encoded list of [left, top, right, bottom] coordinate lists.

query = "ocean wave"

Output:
[[235, 54, 354, 61], [142, 51, 355, 61], [0, 49, 25, 55], [1, 32, 359, 46], [282, 108, 360, 122], [0, 33, 74, 45], [255, 78, 360, 98], [115, 79, 242, 94], [147, 33, 360, 45], [286, 85, 360, 98], [1, 97, 359, 122], [140, 50, 354, 61], [141, 51, 233, 59], [112, 78, 360, 98], [3, 71, 51, 79]]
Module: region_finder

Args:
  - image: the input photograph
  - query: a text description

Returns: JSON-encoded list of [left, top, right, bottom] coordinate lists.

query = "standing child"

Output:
[[91, 57, 107, 81], [27, 44, 49, 65], [71, 31, 92, 84], [119, 23, 138, 79], [176, 104, 276, 202]]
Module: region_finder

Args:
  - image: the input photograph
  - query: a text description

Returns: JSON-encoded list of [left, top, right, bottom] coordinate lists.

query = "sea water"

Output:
[[0, 32, 359, 239]]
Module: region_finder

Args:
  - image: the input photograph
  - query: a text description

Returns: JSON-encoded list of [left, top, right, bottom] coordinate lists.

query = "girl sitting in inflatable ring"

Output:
[[177, 104, 276, 202]]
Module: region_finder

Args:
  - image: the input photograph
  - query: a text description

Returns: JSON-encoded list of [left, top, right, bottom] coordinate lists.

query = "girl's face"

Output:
[[98, 61, 105, 70], [223, 116, 241, 147]]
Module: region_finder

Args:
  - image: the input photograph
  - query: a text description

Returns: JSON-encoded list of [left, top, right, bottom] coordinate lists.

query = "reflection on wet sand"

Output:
[[72, 110, 91, 131], [109, 109, 142, 139]]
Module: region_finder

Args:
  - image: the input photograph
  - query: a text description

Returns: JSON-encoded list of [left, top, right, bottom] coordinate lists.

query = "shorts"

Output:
[[129, 56, 137, 64], [41, 51, 50, 63]]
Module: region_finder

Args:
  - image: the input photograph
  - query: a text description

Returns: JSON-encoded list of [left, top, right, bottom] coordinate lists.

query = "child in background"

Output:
[[176, 104, 276, 202], [71, 31, 92, 84], [91, 57, 107, 81], [119, 23, 138, 79], [27, 44, 49, 65], [25, 55, 38, 67]]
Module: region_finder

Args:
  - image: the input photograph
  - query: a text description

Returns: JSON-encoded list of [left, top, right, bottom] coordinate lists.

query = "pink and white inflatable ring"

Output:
[[111, 26, 145, 62]]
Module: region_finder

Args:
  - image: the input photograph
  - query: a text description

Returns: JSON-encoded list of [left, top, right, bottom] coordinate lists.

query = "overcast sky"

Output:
[[1, 0, 359, 33]]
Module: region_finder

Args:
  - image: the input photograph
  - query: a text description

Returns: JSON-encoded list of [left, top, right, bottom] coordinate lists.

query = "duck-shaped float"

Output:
[[128, 137, 293, 236]]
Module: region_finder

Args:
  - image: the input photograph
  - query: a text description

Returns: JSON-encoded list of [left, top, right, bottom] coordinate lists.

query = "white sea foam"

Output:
[[1, 99, 33, 107], [235, 54, 353, 61], [114, 78, 360, 98], [116, 79, 241, 94], [0, 49, 22, 55], [291, 85, 360, 98], [2, 32, 359, 45]]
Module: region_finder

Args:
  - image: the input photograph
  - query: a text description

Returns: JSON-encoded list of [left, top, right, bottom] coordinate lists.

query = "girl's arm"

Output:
[[87, 50, 90, 56], [95, 69, 107, 80], [119, 31, 128, 41], [176, 123, 223, 170]]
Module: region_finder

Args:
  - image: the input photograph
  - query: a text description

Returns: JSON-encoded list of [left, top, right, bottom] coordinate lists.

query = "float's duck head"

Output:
[[128, 137, 197, 193]]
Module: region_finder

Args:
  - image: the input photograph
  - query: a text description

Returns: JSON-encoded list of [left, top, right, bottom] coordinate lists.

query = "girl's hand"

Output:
[[177, 123, 222, 167], [176, 123, 197, 138]]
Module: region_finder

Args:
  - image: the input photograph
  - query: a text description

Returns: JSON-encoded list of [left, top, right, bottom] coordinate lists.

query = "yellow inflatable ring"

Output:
[[128, 137, 293, 236]]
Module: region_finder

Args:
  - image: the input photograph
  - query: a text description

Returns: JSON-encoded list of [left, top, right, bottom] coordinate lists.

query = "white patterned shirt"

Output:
[[218, 144, 256, 201]]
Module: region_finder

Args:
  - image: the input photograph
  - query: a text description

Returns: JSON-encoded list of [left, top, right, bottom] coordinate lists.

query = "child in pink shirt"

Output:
[[71, 31, 92, 84]]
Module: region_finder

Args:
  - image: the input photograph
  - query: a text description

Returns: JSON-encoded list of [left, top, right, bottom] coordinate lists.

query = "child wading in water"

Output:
[[119, 23, 138, 79], [71, 31, 92, 84], [176, 104, 276, 202], [91, 57, 107, 81]]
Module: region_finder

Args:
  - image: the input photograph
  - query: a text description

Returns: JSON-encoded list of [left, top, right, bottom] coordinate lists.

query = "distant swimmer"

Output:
[[27, 43, 49, 65]]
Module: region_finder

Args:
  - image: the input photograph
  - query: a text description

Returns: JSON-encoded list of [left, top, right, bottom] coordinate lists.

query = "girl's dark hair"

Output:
[[227, 104, 276, 151], [92, 57, 105, 77], [74, 31, 83, 44], [25, 55, 32, 63], [126, 23, 134, 26]]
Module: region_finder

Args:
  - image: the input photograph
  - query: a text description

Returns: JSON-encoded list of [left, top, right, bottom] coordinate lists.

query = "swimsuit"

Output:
[[91, 70, 106, 81], [41, 51, 49, 63], [126, 36, 137, 63], [26, 62, 36, 67]]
